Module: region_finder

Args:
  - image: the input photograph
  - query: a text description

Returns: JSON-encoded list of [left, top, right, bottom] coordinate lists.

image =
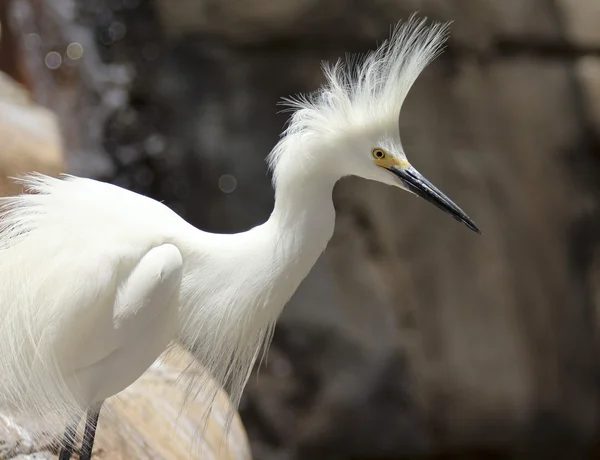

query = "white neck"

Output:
[[266, 167, 337, 278], [178, 138, 339, 311], [174, 140, 339, 415]]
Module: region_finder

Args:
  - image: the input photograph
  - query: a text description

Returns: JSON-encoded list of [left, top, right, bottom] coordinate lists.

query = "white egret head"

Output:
[[0, 16, 481, 458], [269, 15, 479, 233]]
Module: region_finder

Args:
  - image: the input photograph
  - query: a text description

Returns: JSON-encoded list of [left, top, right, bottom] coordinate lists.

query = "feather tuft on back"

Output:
[[0, 174, 182, 441]]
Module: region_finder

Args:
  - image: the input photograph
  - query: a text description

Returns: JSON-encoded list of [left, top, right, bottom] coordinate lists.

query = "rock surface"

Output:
[[0, 347, 252, 460], [0, 71, 63, 196]]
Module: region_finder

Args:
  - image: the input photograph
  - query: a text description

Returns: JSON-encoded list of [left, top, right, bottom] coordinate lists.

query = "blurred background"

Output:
[[1, 0, 600, 459]]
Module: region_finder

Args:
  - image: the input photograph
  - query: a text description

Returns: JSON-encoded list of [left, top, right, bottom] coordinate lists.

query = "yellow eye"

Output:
[[372, 149, 386, 160]]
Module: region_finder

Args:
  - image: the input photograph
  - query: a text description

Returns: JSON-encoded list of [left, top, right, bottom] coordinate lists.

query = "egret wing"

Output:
[[59, 244, 184, 374], [66, 244, 184, 404]]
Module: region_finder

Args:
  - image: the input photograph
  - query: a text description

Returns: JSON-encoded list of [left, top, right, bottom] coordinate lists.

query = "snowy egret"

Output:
[[0, 16, 479, 459]]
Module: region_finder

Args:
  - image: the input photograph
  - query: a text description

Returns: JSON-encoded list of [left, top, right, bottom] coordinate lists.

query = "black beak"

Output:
[[389, 166, 481, 234]]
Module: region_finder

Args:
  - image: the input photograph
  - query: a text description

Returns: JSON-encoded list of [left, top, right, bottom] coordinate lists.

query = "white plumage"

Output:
[[0, 15, 479, 458]]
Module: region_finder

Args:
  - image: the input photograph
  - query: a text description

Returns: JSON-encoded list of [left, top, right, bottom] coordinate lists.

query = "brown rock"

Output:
[[0, 72, 64, 197], [152, 0, 563, 49], [0, 346, 252, 459], [577, 57, 600, 135], [558, 0, 600, 47], [89, 347, 252, 460], [154, 0, 319, 43]]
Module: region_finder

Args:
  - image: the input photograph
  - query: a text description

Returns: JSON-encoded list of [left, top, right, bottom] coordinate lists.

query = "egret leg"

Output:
[[58, 421, 79, 460], [79, 402, 103, 460]]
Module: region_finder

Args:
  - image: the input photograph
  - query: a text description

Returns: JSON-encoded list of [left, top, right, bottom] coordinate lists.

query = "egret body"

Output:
[[0, 16, 479, 459]]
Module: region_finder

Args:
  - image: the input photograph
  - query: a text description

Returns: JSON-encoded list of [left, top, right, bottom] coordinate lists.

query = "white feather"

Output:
[[0, 15, 452, 446], [0, 175, 189, 432], [0, 171, 335, 439], [268, 14, 450, 182]]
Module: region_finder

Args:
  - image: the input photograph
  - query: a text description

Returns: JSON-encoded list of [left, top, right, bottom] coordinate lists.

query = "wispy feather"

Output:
[[268, 15, 450, 176]]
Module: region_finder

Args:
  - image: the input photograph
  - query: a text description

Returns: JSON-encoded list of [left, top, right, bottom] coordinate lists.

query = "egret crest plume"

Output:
[[268, 15, 450, 178], [0, 14, 476, 459]]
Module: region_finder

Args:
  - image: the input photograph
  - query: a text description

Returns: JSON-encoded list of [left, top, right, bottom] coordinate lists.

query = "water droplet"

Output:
[[145, 135, 165, 157], [218, 174, 237, 194], [25, 34, 41, 51], [142, 43, 160, 61], [66, 42, 84, 60], [103, 88, 127, 109], [108, 22, 126, 41], [99, 30, 113, 45], [45, 51, 62, 70], [108, 64, 133, 85], [118, 146, 139, 165]]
